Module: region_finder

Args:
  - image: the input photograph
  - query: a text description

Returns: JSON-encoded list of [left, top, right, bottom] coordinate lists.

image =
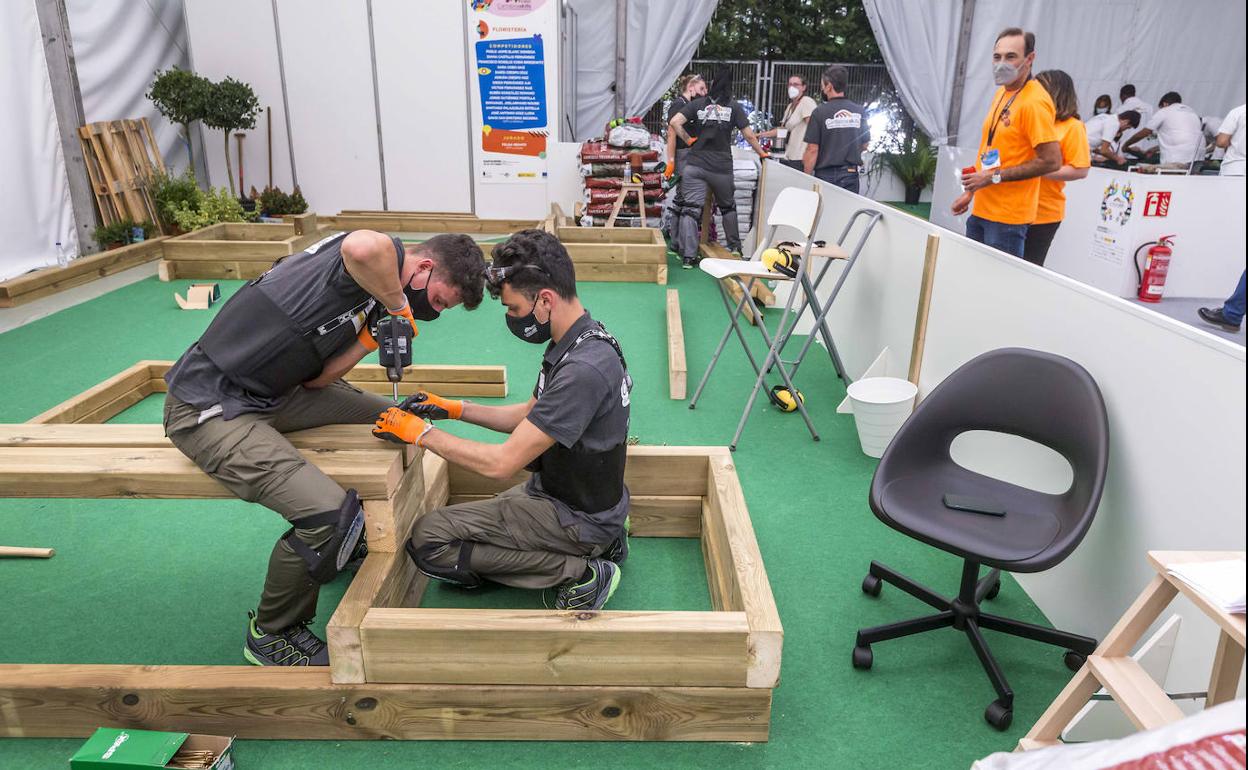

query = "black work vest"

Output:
[[197, 232, 401, 398]]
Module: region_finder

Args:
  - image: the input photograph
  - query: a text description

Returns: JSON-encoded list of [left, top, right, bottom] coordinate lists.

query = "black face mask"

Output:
[[404, 268, 441, 321], [506, 298, 552, 344]]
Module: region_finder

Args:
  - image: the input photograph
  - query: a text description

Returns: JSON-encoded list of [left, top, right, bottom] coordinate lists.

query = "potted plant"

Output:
[[252, 184, 309, 220], [869, 133, 938, 204], [202, 76, 261, 199], [146, 68, 211, 174], [147, 170, 201, 234], [169, 186, 256, 232], [93, 220, 155, 250]]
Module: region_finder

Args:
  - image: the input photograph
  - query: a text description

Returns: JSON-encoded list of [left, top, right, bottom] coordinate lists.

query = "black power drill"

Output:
[[375, 315, 414, 402]]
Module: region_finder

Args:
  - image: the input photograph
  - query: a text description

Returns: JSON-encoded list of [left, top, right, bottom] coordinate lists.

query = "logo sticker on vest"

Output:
[[826, 109, 862, 129]]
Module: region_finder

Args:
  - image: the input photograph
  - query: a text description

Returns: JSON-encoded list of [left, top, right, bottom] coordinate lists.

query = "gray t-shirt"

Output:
[[166, 231, 389, 421], [525, 312, 631, 544], [804, 98, 871, 169]]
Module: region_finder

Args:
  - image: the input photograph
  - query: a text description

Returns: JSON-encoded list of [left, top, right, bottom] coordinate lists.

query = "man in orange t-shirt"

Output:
[[952, 28, 1061, 259]]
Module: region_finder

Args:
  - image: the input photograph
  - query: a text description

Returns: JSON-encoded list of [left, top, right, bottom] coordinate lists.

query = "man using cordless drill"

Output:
[[373, 229, 632, 610], [163, 229, 485, 666]]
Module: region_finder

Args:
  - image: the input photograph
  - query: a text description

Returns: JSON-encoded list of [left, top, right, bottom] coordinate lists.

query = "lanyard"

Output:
[[987, 86, 1024, 148]]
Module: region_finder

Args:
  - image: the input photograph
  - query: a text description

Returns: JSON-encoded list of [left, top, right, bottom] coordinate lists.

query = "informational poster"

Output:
[[467, 0, 554, 183], [1090, 179, 1134, 266]]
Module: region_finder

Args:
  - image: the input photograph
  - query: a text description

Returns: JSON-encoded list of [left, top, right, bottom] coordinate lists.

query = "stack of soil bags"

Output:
[[710, 155, 760, 247], [577, 121, 667, 227]]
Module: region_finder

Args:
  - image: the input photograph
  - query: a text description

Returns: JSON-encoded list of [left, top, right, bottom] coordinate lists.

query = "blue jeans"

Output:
[[966, 215, 1029, 258], [815, 166, 860, 194], [1223, 271, 1246, 325]]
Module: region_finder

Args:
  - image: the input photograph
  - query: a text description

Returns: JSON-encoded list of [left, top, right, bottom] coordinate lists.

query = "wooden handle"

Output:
[[0, 546, 55, 558], [908, 234, 940, 386]]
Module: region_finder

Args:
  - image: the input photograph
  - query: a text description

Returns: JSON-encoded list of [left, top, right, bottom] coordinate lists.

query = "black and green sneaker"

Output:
[[243, 611, 329, 666], [555, 558, 621, 611], [602, 516, 630, 564]]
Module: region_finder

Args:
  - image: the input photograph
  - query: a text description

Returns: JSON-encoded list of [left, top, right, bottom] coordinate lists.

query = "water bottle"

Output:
[[55, 241, 69, 268]]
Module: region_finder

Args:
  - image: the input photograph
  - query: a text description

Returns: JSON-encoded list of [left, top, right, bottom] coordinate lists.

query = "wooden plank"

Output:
[[0, 665, 771, 741], [1021, 666, 1103, 745], [75, 381, 153, 424], [321, 215, 533, 234], [447, 446, 720, 497], [422, 452, 450, 513], [0, 238, 166, 308], [347, 364, 507, 384], [556, 227, 657, 244], [162, 239, 290, 261], [444, 494, 702, 538], [27, 361, 153, 424], [1101, 575, 1180, 657], [0, 447, 400, 500], [1016, 739, 1062, 751], [667, 289, 687, 400], [159, 260, 272, 281], [360, 609, 750, 686], [575, 263, 666, 284], [0, 423, 402, 452], [1086, 655, 1184, 731], [908, 234, 940, 386], [352, 381, 508, 399], [222, 223, 295, 241], [286, 229, 328, 254], [701, 499, 739, 615], [360, 448, 425, 553], [1147, 551, 1246, 645], [290, 213, 318, 235], [709, 456, 783, 688], [1206, 630, 1245, 708], [327, 550, 408, 684], [564, 243, 667, 264]]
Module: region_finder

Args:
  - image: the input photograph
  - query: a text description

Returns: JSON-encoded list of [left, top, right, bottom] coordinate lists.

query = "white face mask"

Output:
[[1095, 107, 1109, 115], [993, 61, 1021, 86], [787, 86, 801, 99]]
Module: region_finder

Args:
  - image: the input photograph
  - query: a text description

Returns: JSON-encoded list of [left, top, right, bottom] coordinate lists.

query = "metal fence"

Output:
[[642, 60, 906, 151]]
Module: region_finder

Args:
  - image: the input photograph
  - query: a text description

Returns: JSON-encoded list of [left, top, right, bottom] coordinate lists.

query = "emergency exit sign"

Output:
[[1143, 191, 1171, 217]]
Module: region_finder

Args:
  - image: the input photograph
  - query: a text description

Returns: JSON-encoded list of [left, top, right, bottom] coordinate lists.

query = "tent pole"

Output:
[[945, 0, 977, 146], [614, 0, 627, 118], [33, 0, 100, 254]]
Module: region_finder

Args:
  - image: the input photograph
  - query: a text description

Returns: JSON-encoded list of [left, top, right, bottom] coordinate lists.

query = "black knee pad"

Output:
[[405, 537, 482, 589], [283, 489, 365, 585]]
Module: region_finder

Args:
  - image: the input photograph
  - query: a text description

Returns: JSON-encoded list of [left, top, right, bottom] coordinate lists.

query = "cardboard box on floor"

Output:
[[174, 283, 221, 310], [70, 728, 235, 769]]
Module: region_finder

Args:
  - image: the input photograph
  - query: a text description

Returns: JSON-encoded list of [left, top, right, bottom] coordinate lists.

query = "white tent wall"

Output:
[[66, 0, 200, 181], [762, 159, 1245, 706], [0, 0, 78, 280], [181, 0, 293, 196]]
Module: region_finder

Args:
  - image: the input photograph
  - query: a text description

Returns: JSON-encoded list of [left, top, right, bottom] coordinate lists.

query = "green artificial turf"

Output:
[[0, 256, 1073, 768], [884, 201, 932, 220]]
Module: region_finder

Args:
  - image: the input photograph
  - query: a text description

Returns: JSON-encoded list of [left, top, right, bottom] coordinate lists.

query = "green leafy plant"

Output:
[[868, 133, 938, 204], [147, 170, 201, 232], [93, 219, 155, 248], [252, 185, 309, 217], [170, 186, 255, 231], [146, 68, 211, 172], [203, 77, 261, 197]]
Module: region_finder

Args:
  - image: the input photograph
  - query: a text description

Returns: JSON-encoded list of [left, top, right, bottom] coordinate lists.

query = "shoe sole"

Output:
[[243, 647, 265, 666], [596, 564, 622, 610]]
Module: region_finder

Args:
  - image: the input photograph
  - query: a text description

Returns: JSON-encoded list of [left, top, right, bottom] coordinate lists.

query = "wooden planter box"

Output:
[[553, 226, 669, 285], [159, 215, 325, 281], [0, 238, 167, 308], [1, 366, 780, 741]]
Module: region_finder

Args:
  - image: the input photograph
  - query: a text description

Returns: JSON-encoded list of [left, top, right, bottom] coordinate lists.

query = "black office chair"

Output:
[[851, 348, 1109, 731]]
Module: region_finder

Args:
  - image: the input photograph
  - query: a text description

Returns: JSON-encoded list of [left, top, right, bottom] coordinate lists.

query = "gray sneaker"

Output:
[[243, 611, 329, 666], [555, 558, 621, 611]]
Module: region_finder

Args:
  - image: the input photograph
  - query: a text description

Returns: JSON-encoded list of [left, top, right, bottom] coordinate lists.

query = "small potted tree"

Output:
[[146, 68, 210, 175], [202, 76, 261, 200], [870, 133, 938, 205]]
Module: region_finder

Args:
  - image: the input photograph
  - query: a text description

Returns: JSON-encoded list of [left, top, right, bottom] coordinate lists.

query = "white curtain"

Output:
[[863, 0, 962, 144], [568, 0, 718, 140], [0, 0, 78, 280], [66, 0, 200, 176]]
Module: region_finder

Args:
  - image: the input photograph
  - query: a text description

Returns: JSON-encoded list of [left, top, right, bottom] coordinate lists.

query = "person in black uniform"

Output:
[[373, 230, 632, 611], [661, 73, 706, 242], [163, 229, 486, 665]]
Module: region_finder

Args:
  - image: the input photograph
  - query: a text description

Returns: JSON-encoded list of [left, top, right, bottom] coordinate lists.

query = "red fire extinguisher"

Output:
[[1135, 235, 1175, 303]]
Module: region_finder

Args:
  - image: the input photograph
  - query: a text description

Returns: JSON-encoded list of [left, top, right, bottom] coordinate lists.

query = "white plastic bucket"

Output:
[[846, 377, 918, 458]]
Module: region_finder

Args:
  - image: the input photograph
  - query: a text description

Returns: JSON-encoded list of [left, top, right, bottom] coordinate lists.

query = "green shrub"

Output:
[[255, 185, 309, 217], [148, 170, 201, 231], [93, 219, 155, 247], [170, 186, 256, 231]]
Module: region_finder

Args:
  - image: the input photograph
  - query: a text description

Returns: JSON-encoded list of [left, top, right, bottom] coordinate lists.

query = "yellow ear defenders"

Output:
[[767, 384, 805, 412], [761, 245, 800, 277]]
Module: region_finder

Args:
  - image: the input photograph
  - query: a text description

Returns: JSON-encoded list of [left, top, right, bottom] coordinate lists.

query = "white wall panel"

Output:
[[183, 0, 293, 194], [275, 0, 381, 213], [371, 0, 472, 213]]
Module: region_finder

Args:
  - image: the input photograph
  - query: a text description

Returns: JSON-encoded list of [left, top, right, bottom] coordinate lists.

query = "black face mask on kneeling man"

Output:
[[506, 298, 552, 344], [404, 268, 441, 322]]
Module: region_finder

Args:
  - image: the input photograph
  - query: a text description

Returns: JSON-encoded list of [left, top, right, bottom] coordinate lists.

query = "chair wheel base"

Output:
[[984, 581, 1000, 600], [861, 574, 882, 597], [1063, 650, 1086, 672], [984, 699, 1013, 731], [852, 645, 873, 670]]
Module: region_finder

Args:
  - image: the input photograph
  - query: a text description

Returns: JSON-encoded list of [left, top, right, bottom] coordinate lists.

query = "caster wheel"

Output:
[[984, 699, 1013, 731], [1063, 650, 1087, 672], [852, 645, 873, 670], [984, 581, 1001, 601], [861, 574, 882, 597]]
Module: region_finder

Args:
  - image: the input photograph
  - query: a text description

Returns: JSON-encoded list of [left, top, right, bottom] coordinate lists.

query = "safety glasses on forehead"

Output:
[[484, 262, 549, 287]]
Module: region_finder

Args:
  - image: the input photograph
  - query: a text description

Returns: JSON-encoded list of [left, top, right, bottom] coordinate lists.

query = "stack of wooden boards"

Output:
[[79, 118, 166, 232]]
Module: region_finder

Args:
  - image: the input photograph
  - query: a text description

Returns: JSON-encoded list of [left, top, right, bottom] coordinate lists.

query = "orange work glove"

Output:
[[687, 136, 698, 145], [398, 391, 464, 420], [390, 302, 419, 338], [373, 407, 435, 446], [357, 302, 419, 351], [663, 161, 675, 179]]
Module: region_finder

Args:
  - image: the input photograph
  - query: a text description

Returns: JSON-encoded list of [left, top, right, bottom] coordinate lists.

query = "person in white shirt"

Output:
[[1215, 104, 1245, 176], [1117, 84, 1153, 126], [757, 74, 818, 170], [1091, 94, 1113, 117], [1122, 92, 1204, 166], [1089, 110, 1140, 168]]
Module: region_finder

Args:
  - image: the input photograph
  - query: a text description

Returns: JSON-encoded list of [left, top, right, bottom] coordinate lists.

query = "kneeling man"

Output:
[[373, 229, 632, 610]]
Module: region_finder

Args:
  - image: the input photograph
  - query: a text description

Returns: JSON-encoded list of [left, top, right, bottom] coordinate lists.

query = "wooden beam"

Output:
[[0, 423, 398, 451], [555, 227, 657, 244], [328, 546, 423, 684], [1206, 630, 1245, 708], [27, 361, 153, 424], [667, 289, 687, 399], [320, 215, 534, 234], [708, 457, 783, 688], [351, 381, 507, 399], [361, 445, 425, 553], [444, 494, 703, 538], [908, 234, 939, 386], [346, 364, 506, 384], [447, 446, 720, 497], [158, 259, 272, 281], [360, 609, 750, 686], [563, 243, 667, 265], [422, 452, 450, 514], [161, 240, 291, 261], [1086, 655, 1184, 731], [222, 223, 295, 241], [0, 238, 166, 308], [290, 213, 318, 235], [0, 664, 771, 741]]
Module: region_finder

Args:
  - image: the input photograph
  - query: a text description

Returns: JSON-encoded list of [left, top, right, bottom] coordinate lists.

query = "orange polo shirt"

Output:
[[1035, 117, 1091, 224], [972, 79, 1057, 225]]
